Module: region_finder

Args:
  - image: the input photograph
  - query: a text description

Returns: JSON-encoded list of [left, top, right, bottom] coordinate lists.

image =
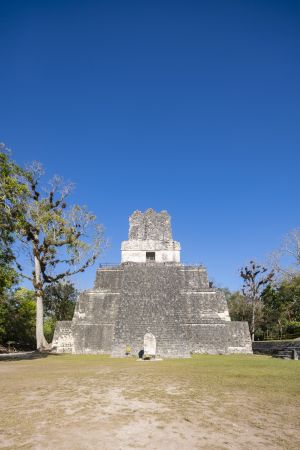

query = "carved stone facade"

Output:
[[128, 209, 172, 241], [121, 209, 180, 263], [52, 209, 252, 357]]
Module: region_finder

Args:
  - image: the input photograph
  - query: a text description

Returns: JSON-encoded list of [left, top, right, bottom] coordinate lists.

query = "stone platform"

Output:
[[52, 209, 252, 357], [52, 262, 252, 357]]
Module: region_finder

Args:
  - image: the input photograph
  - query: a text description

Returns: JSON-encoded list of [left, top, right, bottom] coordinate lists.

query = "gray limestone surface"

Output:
[[52, 209, 252, 357], [144, 333, 156, 356], [129, 209, 172, 241]]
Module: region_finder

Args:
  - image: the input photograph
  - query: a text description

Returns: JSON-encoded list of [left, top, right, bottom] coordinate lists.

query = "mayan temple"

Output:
[[52, 209, 252, 357]]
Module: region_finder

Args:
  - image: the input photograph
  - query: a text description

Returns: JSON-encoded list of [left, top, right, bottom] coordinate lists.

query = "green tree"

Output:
[[262, 273, 300, 338], [12, 288, 36, 347], [0, 293, 9, 344], [43, 281, 78, 341], [227, 291, 252, 323], [16, 164, 106, 350], [0, 145, 29, 294], [0, 288, 36, 348], [226, 290, 266, 339], [44, 281, 78, 321]]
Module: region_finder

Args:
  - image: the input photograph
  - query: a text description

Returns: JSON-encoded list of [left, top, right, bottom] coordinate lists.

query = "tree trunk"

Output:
[[251, 302, 255, 342], [35, 256, 50, 350]]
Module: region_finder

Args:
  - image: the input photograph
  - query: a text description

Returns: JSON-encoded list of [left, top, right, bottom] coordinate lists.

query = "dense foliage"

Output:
[[0, 145, 29, 295], [43, 281, 78, 342], [227, 273, 300, 340], [0, 147, 105, 350], [0, 282, 78, 348], [260, 274, 300, 339], [0, 288, 36, 349]]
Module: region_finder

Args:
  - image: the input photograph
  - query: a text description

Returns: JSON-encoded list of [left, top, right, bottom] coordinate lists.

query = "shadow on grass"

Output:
[[0, 351, 65, 362]]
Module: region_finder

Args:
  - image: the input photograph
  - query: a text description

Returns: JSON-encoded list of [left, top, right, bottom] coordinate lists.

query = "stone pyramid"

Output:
[[52, 209, 252, 357]]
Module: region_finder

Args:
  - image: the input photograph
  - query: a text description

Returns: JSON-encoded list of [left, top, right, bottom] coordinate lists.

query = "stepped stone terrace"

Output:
[[52, 209, 252, 357]]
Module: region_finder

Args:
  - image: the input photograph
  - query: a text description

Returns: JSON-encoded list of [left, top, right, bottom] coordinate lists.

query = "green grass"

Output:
[[0, 354, 299, 449]]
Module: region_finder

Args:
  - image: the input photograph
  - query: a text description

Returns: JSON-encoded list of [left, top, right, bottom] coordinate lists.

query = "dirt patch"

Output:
[[0, 355, 299, 449]]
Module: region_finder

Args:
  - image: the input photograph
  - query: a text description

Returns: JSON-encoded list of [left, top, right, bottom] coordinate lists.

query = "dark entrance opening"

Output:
[[146, 252, 155, 261]]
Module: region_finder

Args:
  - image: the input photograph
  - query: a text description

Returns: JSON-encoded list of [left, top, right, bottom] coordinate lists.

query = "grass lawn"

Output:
[[0, 354, 299, 449]]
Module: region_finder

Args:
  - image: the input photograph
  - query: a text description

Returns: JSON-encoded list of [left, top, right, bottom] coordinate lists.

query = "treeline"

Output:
[[0, 146, 299, 348], [0, 283, 78, 349], [226, 273, 300, 341], [223, 232, 300, 340]]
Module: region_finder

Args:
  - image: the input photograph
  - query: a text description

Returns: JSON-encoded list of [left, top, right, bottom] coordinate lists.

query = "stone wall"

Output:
[[94, 266, 123, 290], [129, 209, 172, 241], [111, 263, 186, 357], [186, 322, 252, 355], [252, 340, 300, 355], [65, 267, 124, 354], [72, 282, 122, 354], [121, 239, 180, 263], [52, 262, 252, 357], [111, 263, 252, 357], [52, 321, 73, 353], [122, 209, 181, 263]]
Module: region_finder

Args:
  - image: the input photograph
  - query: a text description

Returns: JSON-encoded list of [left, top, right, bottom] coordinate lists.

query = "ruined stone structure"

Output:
[[52, 209, 252, 357]]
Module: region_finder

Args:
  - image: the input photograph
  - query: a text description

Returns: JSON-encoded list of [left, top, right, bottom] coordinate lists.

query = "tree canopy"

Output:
[[0, 148, 106, 350], [0, 144, 29, 294]]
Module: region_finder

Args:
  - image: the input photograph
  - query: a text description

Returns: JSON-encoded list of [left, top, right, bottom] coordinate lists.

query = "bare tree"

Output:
[[240, 261, 274, 342], [16, 163, 106, 350], [269, 229, 300, 282]]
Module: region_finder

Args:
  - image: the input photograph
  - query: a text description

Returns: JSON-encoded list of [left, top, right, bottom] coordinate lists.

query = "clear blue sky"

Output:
[[1, 0, 299, 291]]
